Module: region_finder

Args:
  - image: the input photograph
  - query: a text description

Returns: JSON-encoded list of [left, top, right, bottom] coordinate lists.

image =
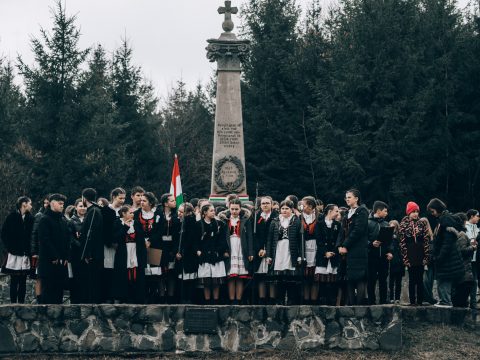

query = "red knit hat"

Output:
[[406, 201, 420, 215]]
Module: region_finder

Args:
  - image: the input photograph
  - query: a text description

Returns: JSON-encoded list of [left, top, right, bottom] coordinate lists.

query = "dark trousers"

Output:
[[79, 260, 103, 303], [102, 268, 115, 303], [319, 282, 338, 306], [347, 279, 367, 305], [367, 256, 389, 304], [408, 266, 424, 305], [453, 281, 474, 308], [9, 274, 27, 303], [389, 272, 403, 301]]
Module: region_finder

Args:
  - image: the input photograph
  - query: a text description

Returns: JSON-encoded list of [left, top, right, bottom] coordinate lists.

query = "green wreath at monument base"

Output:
[[214, 155, 245, 192]]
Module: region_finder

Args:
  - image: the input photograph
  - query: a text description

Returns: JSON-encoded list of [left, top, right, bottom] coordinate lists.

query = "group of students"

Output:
[[1, 186, 478, 309]]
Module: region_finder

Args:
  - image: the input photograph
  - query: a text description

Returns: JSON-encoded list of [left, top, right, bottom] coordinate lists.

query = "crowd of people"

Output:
[[1, 186, 478, 309]]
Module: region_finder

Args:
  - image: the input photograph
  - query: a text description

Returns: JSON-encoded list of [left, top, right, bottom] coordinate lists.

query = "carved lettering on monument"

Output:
[[214, 156, 245, 193], [217, 123, 241, 149]]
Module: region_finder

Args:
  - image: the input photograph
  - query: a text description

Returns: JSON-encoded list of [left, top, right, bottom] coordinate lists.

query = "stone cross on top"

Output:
[[218, 1, 238, 33]]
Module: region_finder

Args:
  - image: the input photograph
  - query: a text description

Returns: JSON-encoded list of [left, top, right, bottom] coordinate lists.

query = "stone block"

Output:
[[207, 334, 222, 351], [17, 307, 37, 321], [325, 320, 341, 341], [63, 306, 80, 319], [218, 306, 231, 323], [59, 337, 78, 353], [253, 306, 265, 322], [14, 319, 27, 334], [19, 333, 39, 352], [276, 332, 296, 351], [369, 306, 384, 322], [80, 306, 93, 319], [143, 305, 164, 323], [378, 320, 402, 350], [161, 328, 175, 351], [170, 305, 185, 321], [238, 324, 254, 352], [146, 324, 157, 337], [137, 337, 156, 351], [98, 304, 117, 318], [286, 306, 299, 322], [46, 305, 63, 320], [0, 306, 14, 320], [0, 323, 17, 353], [69, 319, 89, 336], [234, 307, 251, 322], [298, 306, 313, 318], [338, 307, 354, 318], [354, 306, 368, 319], [131, 323, 144, 334]]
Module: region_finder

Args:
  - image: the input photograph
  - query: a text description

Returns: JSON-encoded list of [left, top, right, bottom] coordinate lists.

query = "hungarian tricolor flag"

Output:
[[169, 154, 184, 207]]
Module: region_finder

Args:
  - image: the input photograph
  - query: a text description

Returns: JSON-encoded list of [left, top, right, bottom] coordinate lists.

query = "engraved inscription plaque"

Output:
[[184, 307, 218, 334]]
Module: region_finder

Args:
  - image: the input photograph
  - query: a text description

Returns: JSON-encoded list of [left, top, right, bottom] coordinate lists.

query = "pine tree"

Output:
[[159, 81, 214, 198], [111, 39, 167, 193], [17, 0, 89, 198]]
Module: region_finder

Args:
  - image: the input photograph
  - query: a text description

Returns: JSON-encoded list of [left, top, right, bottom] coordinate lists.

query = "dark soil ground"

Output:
[[2, 322, 480, 360]]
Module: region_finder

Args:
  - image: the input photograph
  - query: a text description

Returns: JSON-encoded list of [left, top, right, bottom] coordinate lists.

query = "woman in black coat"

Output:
[[1, 197, 34, 303], [266, 199, 303, 305], [337, 189, 369, 305], [112, 205, 147, 304], [253, 196, 278, 304], [315, 204, 341, 305], [220, 199, 254, 304], [175, 203, 199, 304], [151, 193, 181, 304], [67, 199, 87, 304], [196, 204, 228, 304]]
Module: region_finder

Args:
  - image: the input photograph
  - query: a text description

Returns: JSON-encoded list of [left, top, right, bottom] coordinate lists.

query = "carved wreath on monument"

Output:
[[214, 156, 245, 192]]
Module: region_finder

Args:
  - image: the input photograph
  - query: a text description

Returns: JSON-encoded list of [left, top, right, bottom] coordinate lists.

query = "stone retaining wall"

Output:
[[0, 304, 472, 355]]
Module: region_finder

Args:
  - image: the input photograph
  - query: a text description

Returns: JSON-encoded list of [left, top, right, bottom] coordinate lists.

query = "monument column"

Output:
[[207, 1, 250, 204]]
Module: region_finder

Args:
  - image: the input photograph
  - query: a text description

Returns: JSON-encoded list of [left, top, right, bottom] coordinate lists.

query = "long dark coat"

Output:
[[79, 204, 104, 262], [112, 219, 146, 303], [336, 205, 369, 281], [316, 216, 341, 268], [1, 210, 34, 256], [176, 214, 199, 275], [433, 212, 465, 281], [253, 210, 278, 271], [37, 209, 69, 280]]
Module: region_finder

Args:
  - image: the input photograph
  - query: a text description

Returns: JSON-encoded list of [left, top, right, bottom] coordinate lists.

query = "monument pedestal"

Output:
[[207, 1, 250, 204]]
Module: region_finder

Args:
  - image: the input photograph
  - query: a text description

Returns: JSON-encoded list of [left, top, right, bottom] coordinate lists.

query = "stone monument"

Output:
[[207, 1, 250, 203]]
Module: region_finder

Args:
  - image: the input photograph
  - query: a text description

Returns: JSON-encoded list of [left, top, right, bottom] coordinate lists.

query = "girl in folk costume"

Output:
[[134, 192, 160, 303], [109, 187, 126, 217], [399, 202, 430, 305], [388, 220, 404, 304], [112, 205, 147, 304], [254, 196, 278, 305], [301, 196, 321, 304], [67, 199, 87, 304], [152, 193, 180, 304], [196, 204, 228, 304], [315, 204, 341, 305], [175, 203, 199, 304], [337, 189, 369, 305], [220, 199, 254, 304], [1, 197, 34, 303], [267, 200, 303, 305]]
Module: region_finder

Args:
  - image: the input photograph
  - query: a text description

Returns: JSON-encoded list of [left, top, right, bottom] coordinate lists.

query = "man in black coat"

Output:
[[37, 194, 70, 304], [78, 188, 104, 303], [367, 201, 393, 305], [428, 198, 465, 308]]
